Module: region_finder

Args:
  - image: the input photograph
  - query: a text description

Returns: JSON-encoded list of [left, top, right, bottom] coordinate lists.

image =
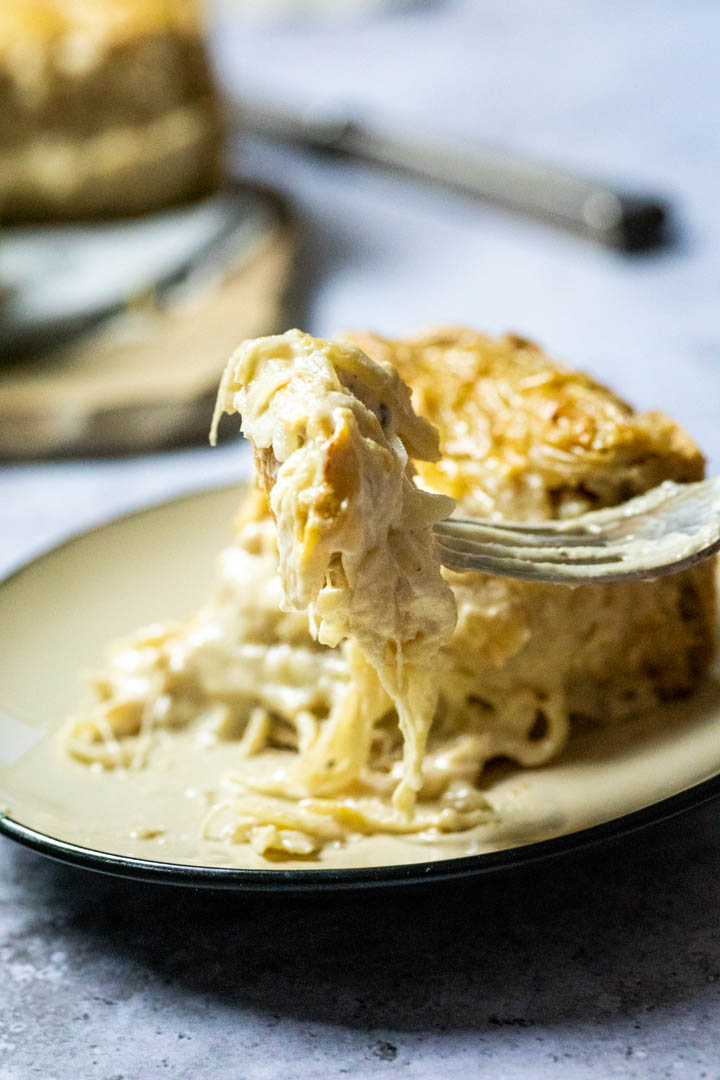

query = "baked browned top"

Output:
[[343, 328, 705, 519], [0, 0, 201, 55]]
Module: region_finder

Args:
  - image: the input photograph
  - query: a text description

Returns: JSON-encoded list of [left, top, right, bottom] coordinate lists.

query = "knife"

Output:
[[237, 99, 669, 253]]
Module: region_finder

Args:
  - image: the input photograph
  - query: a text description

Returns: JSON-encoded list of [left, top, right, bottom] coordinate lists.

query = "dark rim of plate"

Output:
[[2, 485, 719, 891]]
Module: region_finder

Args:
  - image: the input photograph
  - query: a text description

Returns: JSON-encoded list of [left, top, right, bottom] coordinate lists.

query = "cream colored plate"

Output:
[[1, 485, 720, 891]]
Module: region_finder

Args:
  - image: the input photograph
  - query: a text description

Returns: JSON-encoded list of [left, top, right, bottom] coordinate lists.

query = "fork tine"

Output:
[[436, 531, 720, 583], [435, 520, 609, 548], [437, 545, 720, 584], [442, 517, 600, 539], [436, 547, 626, 583], [434, 478, 720, 584], [436, 534, 624, 566], [442, 478, 720, 544]]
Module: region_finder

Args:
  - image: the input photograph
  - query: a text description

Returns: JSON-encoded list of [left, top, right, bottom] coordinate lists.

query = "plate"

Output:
[[0, 183, 277, 359], [1, 485, 720, 892], [0, 184, 295, 457]]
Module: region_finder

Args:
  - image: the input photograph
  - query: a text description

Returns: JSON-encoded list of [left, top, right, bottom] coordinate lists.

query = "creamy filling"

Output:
[[210, 331, 458, 814], [63, 509, 495, 858]]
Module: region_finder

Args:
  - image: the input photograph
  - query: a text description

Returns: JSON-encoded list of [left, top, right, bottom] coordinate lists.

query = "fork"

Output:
[[433, 478, 720, 584]]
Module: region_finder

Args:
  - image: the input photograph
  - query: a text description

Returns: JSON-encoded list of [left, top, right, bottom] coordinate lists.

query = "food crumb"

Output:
[[372, 1041, 398, 1061]]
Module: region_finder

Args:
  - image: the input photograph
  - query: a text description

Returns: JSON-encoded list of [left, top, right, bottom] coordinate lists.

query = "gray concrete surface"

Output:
[[2, 808, 720, 1079]]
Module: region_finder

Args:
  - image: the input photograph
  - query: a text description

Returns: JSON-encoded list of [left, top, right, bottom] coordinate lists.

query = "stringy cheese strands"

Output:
[[211, 330, 458, 813]]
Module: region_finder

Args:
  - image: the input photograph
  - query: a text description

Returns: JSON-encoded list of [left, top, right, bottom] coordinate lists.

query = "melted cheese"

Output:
[[64, 502, 494, 857], [211, 330, 457, 812]]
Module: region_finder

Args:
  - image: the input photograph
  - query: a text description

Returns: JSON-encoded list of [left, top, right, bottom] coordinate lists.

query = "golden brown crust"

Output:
[[317, 419, 361, 520], [251, 422, 360, 526], [343, 328, 705, 519], [338, 327, 716, 720]]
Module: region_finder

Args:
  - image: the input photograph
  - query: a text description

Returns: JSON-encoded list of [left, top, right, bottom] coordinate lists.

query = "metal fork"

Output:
[[434, 478, 720, 584]]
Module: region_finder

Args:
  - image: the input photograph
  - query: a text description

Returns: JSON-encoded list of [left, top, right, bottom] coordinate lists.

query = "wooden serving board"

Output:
[[0, 184, 296, 458]]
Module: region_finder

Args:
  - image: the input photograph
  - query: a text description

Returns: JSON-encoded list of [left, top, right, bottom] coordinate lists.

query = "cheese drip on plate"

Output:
[[211, 329, 458, 813]]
